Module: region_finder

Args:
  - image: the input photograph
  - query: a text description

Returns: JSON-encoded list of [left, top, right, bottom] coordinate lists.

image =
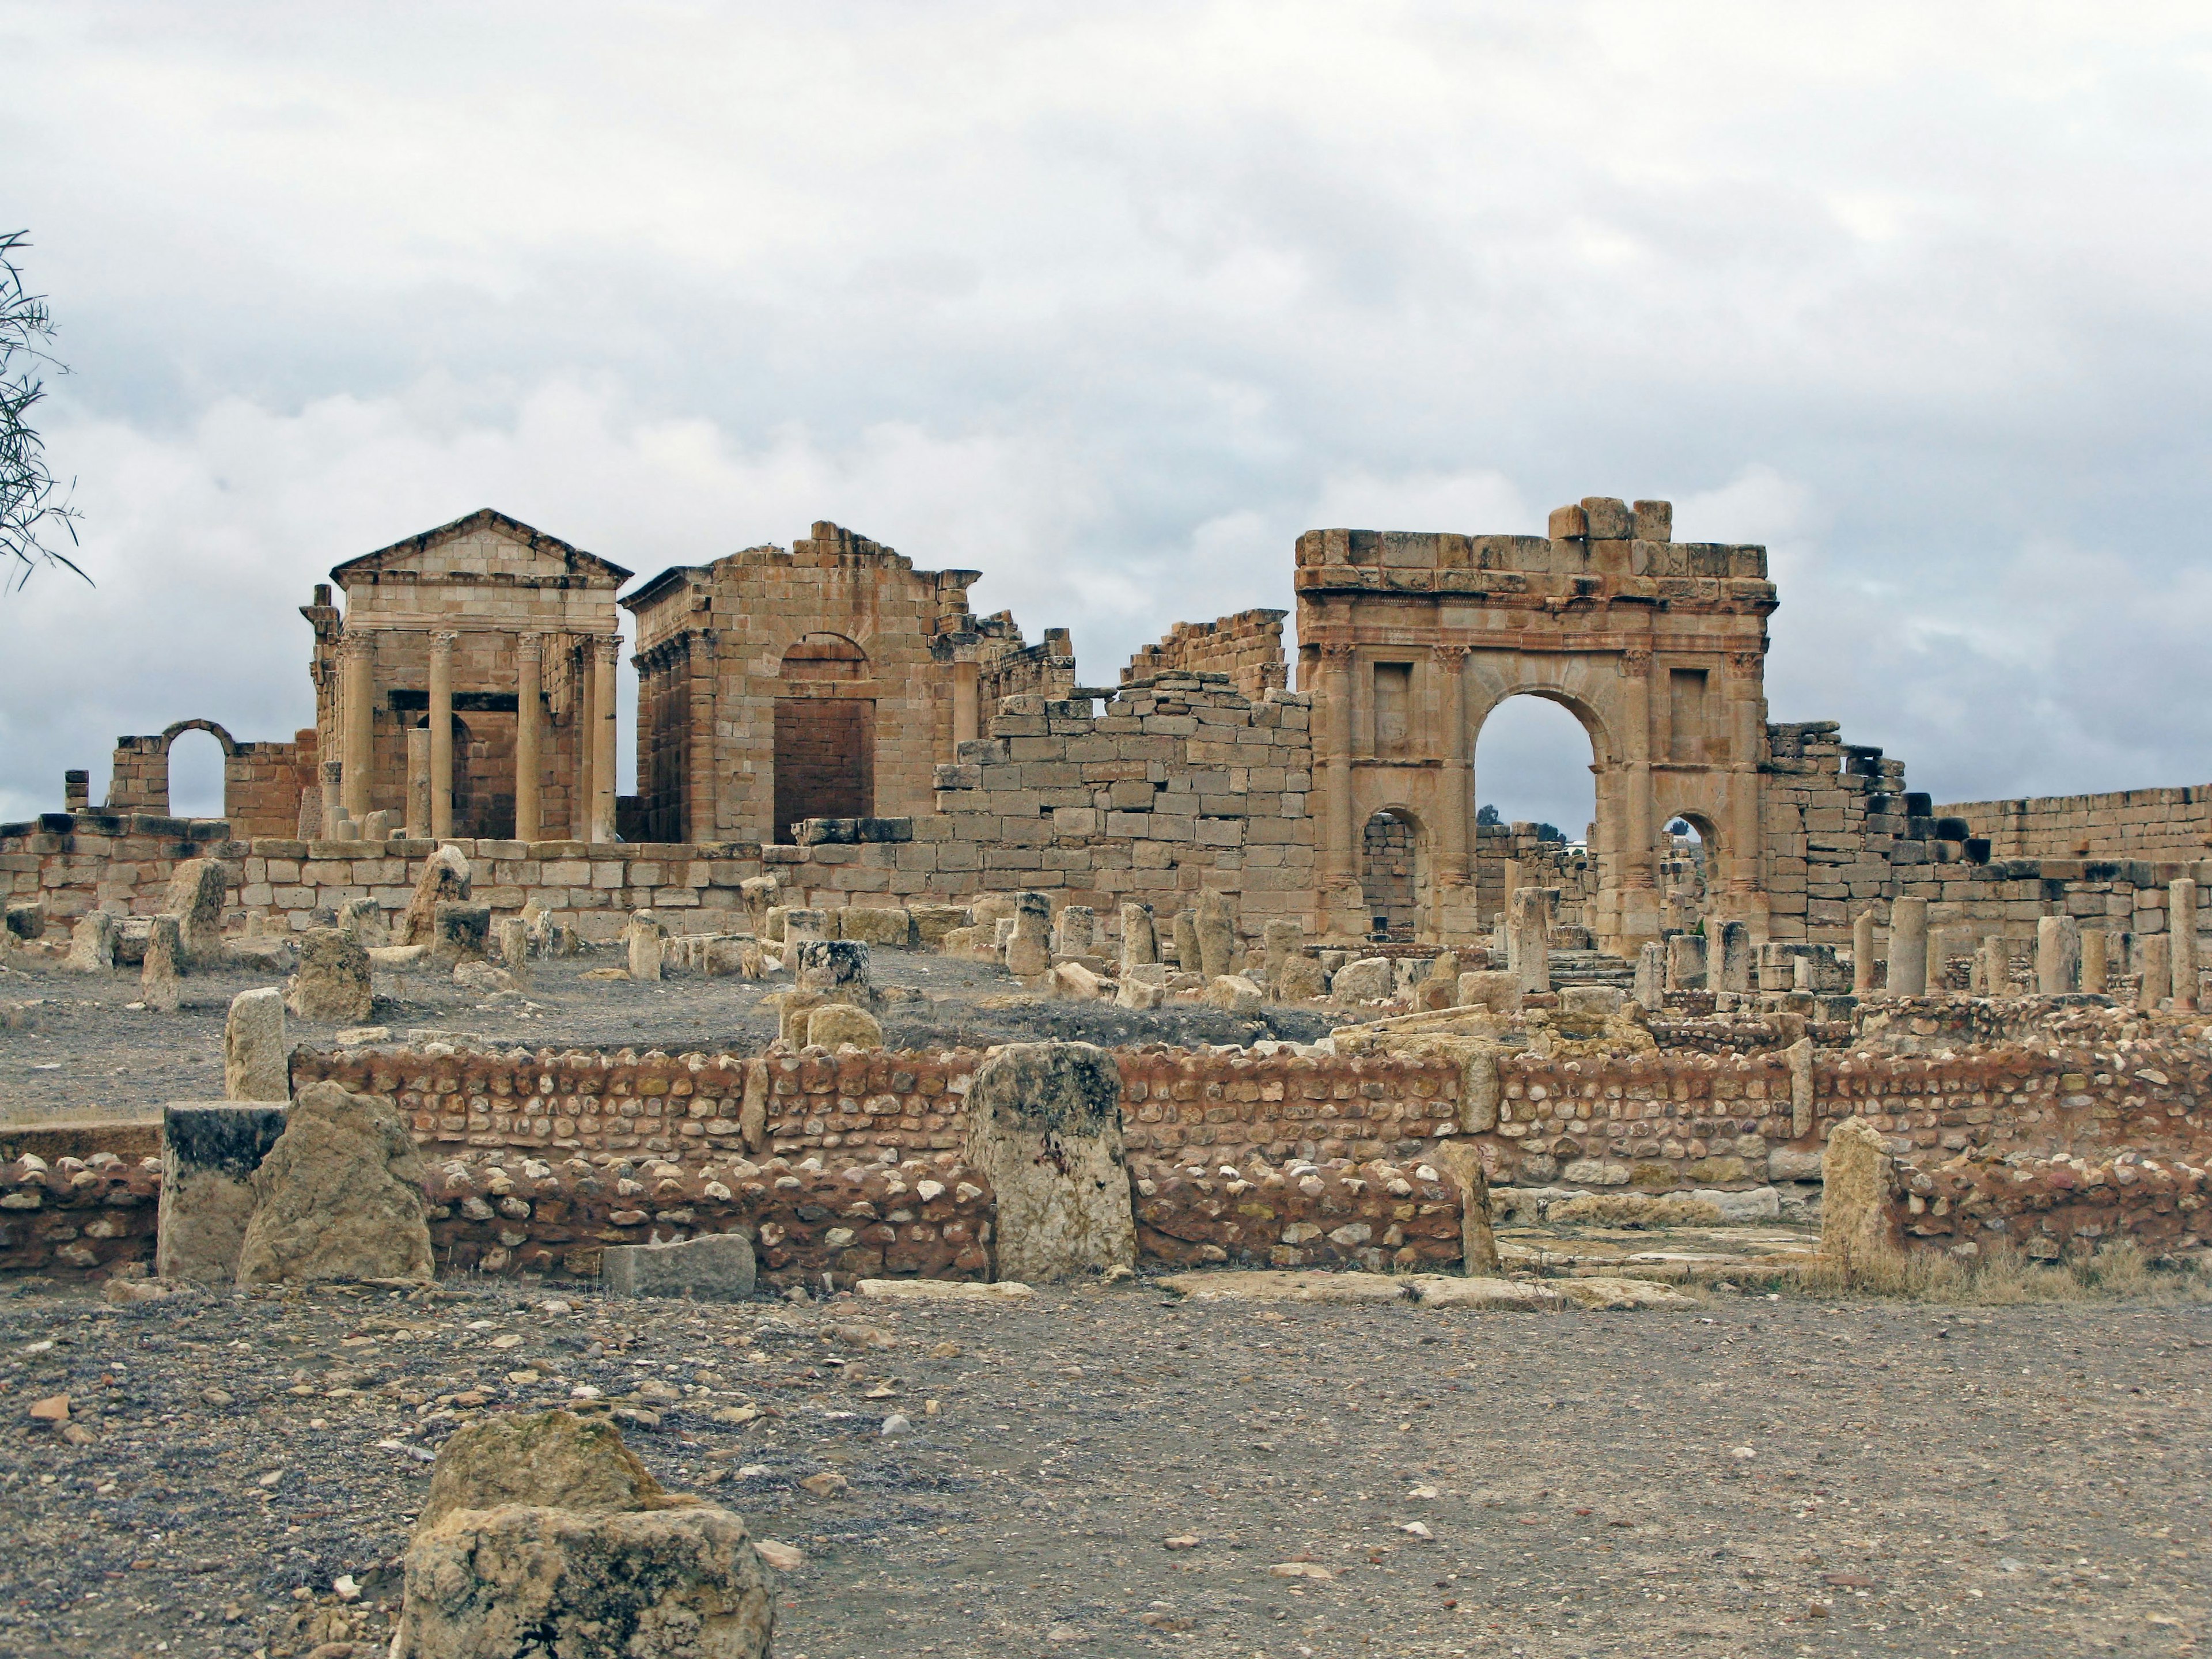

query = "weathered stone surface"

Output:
[[783, 907, 828, 946], [964, 1040, 1133, 1282], [63, 910, 119, 974], [805, 1002, 884, 1049], [400, 844, 471, 946], [1554, 1277, 1694, 1309], [1330, 957, 1395, 1003], [796, 939, 871, 994], [627, 910, 667, 982], [840, 906, 913, 948], [1885, 896, 1929, 997], [1118, 903, 1157, 973], [236, 1079, 432, 1284], [1005, 892, 1052, 978], [157, 1102, 289, 1283], [1049, 961, 1104, 1000], [1051, 903, 1094, 958], [337, 895, 385, 944], [1195, 889, 1236, 982], [160, 858, 229, 966], [141, 915, 185, 1013], [395, 1412, 776, 1659], [1114, 976, 1164, 1010], [1427, 1140, 1500, 1273], [1508, 887, 1554, 994], [1819, 1116, 1896, 1281], [223, 987, 288, 1101], [494, 916, 531, 984], [603, 1232, 757, 1302], [1202, 974, 1263, 1013], [1276, 953, 1327, 1001], [433, 902, 492, 966], [2036, 914, 2080, 995], [908, 902, 969, 948], [1455, 969, 1521, 1014], [287, 927, 374, 1023], [1408, 1274, 1561, 1310], [1172, 909, 1201, 975], [855, 1278, 1033, 1300], [1156, 1270, 1407, 1304]]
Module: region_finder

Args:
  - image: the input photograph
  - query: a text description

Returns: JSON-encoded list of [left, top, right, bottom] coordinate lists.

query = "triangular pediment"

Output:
[[331, 509, 632, 588]]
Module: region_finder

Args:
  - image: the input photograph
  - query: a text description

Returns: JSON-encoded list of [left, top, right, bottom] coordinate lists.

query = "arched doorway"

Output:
[[775, 634, 874, 841], [1472, 692, 1600, 941], [166, 728, 226, 820], [1360, 808, 1422, 941], [1658, 813, 1717, 934]]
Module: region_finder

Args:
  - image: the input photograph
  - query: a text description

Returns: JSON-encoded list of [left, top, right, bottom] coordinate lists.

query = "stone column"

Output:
[[575, 637, 597, 840], [405, 728, 431, 839], [952, 661, 980, 756], [1976, 935, 2008, 998], [2170, 878, 2198, 1011], [1321, 645, 1357, 892], [339, 634, 374, 822], [1508, 886, 1552, 994], [591, 634, 619, 844], [514, 631, 543, 843], [2081, 928, 2109, 995], [1634, 940, 1666, 1007], [429, 631, 456, 840], [1620, 649, 1655, 890], [1434, 646, 1469, 884], [2138, 931, 2171, 1012], [1724, 649, 1765, 900], [2036, 915, 2080, 995], [1885, 896, 1929, 997], [1852, 909, 1878, 994], [1665, 931, 1707, 991], [318, 759, 344, 839]]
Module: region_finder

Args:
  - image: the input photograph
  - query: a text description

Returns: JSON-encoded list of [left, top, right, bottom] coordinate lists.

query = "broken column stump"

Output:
[[963, 1040, 1134, 1283]]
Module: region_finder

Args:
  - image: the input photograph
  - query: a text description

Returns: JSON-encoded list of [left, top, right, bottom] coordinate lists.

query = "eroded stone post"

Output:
[[1885, 897, 1928, 998], [1819, 1116, 1897, 1283], [515, 630, 544, 843], [2081, 928, 2109, 995], [1665, 931, 1706, 991], [1508, 887, 1552, 995], [2170, 878, 2198, 1011], [1634, 941, 1665, 1007], [429, 631, 456, 840], [1715, 919, 1752, 994], [1118, 903, 1157, 974], [963, 1041, 1134, 1283], [1852, 910, 1878, 995], [142, 914, 184, 1014], [2137, 932, 2171, 1012], [223, 987, 288, 1101], [1976, 935, 2008, 998], [2036, 915, 2080, 995]]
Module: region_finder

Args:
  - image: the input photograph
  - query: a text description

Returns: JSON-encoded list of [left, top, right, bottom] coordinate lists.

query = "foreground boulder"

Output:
[[392, 1410, 776, 1659], [235, 1080, 432, 1284], [964, 1040, 1134, 1282]]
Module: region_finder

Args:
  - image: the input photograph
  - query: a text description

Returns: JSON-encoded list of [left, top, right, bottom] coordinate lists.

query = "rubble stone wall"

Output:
[[1122, 608, 1290, 702]]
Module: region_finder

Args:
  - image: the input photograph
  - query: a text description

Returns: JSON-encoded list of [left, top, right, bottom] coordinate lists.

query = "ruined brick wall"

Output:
[[224, 732, 317, 840], [1123, 609, 1289, 702], [1934, 785, 2212, 863]]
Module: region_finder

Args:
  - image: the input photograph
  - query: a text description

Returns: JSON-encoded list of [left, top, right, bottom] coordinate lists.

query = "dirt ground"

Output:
[[1, 1276, 2206, 1659], [0, 947, 1334, 1124]]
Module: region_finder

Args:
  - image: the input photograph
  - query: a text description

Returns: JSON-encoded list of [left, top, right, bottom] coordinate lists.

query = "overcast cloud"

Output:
[[4, 2, 2210, 830]]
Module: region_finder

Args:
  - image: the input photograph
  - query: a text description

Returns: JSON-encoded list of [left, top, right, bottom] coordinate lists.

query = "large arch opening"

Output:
[[1658, 812, 1717, 934], [775, 634, 874, 841], [1360, 807, 1423, 942], [166, 728, 226, 820], [1472, 693, 1599, 933]]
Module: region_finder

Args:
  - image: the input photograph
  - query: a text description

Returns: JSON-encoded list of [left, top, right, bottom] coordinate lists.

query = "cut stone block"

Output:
[[157, 1102, 289, 1283], [964, 1040, 1133, 1282], [603, 1232, 758, 1301]]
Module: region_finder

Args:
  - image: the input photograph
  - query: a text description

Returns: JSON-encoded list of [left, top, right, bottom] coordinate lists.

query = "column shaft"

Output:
[[515, 632, 543, 843], [340, 636, 374, 822], [574, 639, 596, 840], [429, 631, 455, 840], [1437, 648, 1469, 883], [591, 635, 619, 843], [1323, 647, 1356, 889]]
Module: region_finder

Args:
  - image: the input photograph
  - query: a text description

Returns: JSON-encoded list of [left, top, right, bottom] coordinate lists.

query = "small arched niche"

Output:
[[782, 634, 869, 680], [1361, 807, 1423, 942]]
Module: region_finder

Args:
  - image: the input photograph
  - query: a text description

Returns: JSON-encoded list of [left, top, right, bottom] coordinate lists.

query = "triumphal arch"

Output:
[[1294, 495, 1777, 956]]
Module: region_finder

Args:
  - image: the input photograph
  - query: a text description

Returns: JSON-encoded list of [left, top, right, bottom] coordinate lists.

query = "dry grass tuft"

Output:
[[1798, 1240, 2209, 1305]]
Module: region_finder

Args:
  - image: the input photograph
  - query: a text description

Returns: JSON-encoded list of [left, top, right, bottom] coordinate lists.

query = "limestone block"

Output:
[[1455, 970, 1521, 1015], [141, 914, 184, 1014], [1851, 910, 1879, 995], [495, 917, 532, 982], [1118, 902, 1158, 974], [2081, 927, 2109, 995], [288, 927, 374, 1024], [1818, 1116, 1896, 1281], [432, 902, 492, 965], [603, 1232, 757, 1301], [1006, 892, 1052, 978], [160, 858, 229, 966], [1427, 1140, 1499, 1274], [63, 910, 119, 974], [1172, 909, 1201, 974], [156, 1102, 289, 1283], [1885, 896, 1928, 997], [1050, 961, 1104, 999], [1409, 1275, 1562, 1310], [805, 1002, 884, 1050], [839, 907, 914, 948], [2172, 878, 2199, 1010], [964, 1041, 1134, 1282], [1196, 889, 1236, 980], [1714, 919, 1752, 994], [1114, 977, 1164, 1010], [908, 903, 970, 947], [2137, 932, 2171, 1010], [783, 908, 828, 946], [1202, 974, 1264, 1013], [2, 900, 41, 944], [1276, 953, 1327, 1001], [737, 874, 780, 930], [223, 987, 288, 1101], [1508, 887, 1553, 994], [1052, 904, 1094, 958], [1634, 941, 1665, 1007], [400, 844, 471, 946], [762, 904, 790, 943], [1665, 932, 1707, 991], [236, 1079, 433, 1285], [394, 1411, 775, 1659], [2036, 914, 2080, 994], [796, 939, 872, 995], [627, 911, 667, 982], [970, 893, 1018, 928], [337, 895, 385, 944], [1330, 957, 1395, 1003]]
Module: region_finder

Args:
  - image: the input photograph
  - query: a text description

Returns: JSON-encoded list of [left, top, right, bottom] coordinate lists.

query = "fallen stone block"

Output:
[[1330, 957, 1395, 1003], [839, 907, 914, 948], [287, 927, 375, 1023], [1407, 1275, 1564, 1310], [63, 910, 119, 974], [603, 1232, 757, 1301], [235, 1079, 432, 1285], [804, 1002, 883, 1050], [157, 1102, 289, 1283], [1202, 974, 1264, 1013], [1554, 1276, 1695, 1309], [432, 902, 491, 965], [855, 1278, 1032, 1301], [1153, 1270, 1411, 1304]]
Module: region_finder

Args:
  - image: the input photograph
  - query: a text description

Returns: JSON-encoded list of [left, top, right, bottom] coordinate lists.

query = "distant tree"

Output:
[[2, 231, 84, 590], [1476, 803, 1501, 827], [1535, 822, 1563, 843]]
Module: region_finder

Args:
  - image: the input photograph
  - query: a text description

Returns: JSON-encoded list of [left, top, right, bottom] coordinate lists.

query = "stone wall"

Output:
[[1934, 784, 2212, 863], [1122, 608, 1289, 702]]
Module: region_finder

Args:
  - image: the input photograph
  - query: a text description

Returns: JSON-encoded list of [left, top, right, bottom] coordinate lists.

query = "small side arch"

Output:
[[1361, 803, 1425, 942], [159, 717, 240, 757], [781, 633, 869, 681]]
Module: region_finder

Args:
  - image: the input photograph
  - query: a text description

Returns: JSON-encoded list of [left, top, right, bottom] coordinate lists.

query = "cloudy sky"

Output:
[[5, 2, 2210, 831]]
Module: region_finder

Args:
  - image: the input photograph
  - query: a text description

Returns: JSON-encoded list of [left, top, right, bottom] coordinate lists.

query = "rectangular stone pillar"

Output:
[[1665, 931, 1706, 991], [404, 728, 430, 839], [515, 631, 543, 843], [591, 634, 619, 844], [952, 660, 979, 756], [1508, 886, 1553, 994], [1322, 645, 1356, 895], [157, 1103, 289, 1283], [2170, 878, 2198, 1011], [340, 635, 374, 822], [1852, 910, 1878, 995], [1715, 918, 1751, 994], [2138, 931, 2171, 1012], [429, 630, 456, 840], [1885, 896, 1928, 997], [1634, 940, 1665, 1007], [2036, 915, 2080, 995], [2081, 927, 2109, 995], [574, 636, 597, 840]]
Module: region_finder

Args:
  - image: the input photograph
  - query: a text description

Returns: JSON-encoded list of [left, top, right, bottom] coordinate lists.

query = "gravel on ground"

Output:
[[2, 1277, 2206, 1658]]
